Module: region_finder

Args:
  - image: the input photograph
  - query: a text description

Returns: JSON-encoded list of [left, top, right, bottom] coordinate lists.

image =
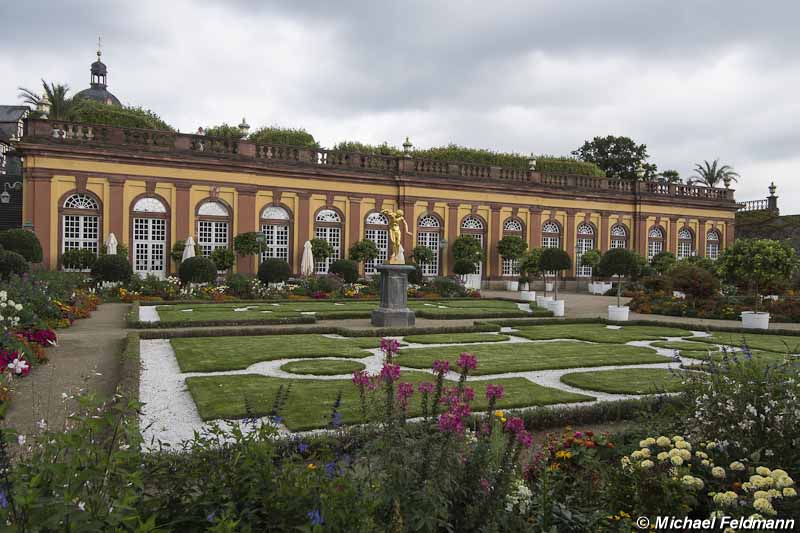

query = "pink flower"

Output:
[[457, 352, 477, 370], [432, 360, 450, 375], [437, 412, 465, 434], [379, 363, 401, 383], [351, 370, 370, 387], [8, 356, 29, 376], [462, 387, 475, 402], [418, 382, 434, 394], [380, 338, 400, 356], [485, 384, 504, 400], [480, 478, 491, 495], [397, 382, 414, 408], [504, 417, 525, 434], [516, 430, 533, 448]]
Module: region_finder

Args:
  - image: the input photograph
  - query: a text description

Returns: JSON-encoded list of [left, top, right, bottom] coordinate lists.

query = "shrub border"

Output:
[[134, 296, 529, 306]]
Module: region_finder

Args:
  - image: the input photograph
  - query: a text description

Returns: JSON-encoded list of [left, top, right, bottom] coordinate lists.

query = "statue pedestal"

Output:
[[371, 264, 416, 327]]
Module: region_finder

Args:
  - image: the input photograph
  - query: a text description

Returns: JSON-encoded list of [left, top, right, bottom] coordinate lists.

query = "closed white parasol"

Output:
[[301, 240, 314, 276], [182, 236, 196, 261], [105, 233, 118, 255]]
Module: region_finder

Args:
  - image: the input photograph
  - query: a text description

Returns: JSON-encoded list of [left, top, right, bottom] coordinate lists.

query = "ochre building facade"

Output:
[[16, 119, 738, 287]]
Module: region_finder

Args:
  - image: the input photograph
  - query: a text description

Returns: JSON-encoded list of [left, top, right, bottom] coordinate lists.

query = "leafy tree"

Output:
[[348, 240, 380, 264], [205, 123, 245, 139], [496, 236, 528, 264], [234, 232, 262, 257], [658, 169, 681, 184], [453, 259, 477, 276], [91, 254, 132, 283], [716, 239, 798, 312], [414, 144, 529, 169], [669, 264, 716, 305], [452, 235, 484, 266], [691, 159, 740, 188], [210, 247, 236, 272], [409, 245, 435, 265], [681, 255, 716, 275], [69, 99, 174, 131], [533, 157, 605, 177], [571, 135, 657, 180], [18, 79, 74, 120], [518, 248, 542, 283], [248, 127, 319, 148], [310, 238, 334, 263], [598, 248, 641, 307], [539, 248, 571, 300], [331, 141, 401, 156], [650, 251, 676, 275], [0, 229, 43, 263], [579, 249, 601, 282]]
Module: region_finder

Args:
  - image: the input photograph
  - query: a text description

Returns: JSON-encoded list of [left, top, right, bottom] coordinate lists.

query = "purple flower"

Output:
[[298, 442, 310, 454], [457, 352, 477, 370], [397, 382, 414, 408], [380, 337, 401, 356], [418, 381, 435, 394], [462, 387, 475, 402], [351, 370, 370, 386], [206, 510, 217, 523], [504, 417, 525, 434], [486, 384, 504, 400], [437, 412, 465, 434], [331, 411, 343, 428], [325, 462, 338, 478], [307, 509, 324, 526], [516, 429, 533, 448], [380, 363, 401, 383], [432, 360, 450, 375]]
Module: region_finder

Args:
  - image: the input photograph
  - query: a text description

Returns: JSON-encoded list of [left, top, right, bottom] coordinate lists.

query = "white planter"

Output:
[[673, 291, 686, 300], [608, 305, 630, 321], [546, 299, 565, 317], [545, 282, 554, 292], [536, 295, 553, 307], [507, 280, 519, 292], [463, 274, 482, 290], [588, 282, 611, 295], [519, 290, 536, 302], [518, 281, 530, 291], [741, 311, 770, 330]]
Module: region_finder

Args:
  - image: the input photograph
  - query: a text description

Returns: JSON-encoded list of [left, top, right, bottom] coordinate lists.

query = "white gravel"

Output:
[[138, 305, 161, 322], [139, 327, 722, 447]]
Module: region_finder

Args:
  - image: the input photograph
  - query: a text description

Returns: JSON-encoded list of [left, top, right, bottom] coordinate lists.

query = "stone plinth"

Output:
[[371, 264, 416, 327]]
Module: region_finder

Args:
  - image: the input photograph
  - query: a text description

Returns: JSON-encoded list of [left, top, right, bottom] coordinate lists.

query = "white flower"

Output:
[[8, 358, 28, 375], [17, 435, 25, 446], [14, 304, 22, 311], [78, 501, 86, 512]]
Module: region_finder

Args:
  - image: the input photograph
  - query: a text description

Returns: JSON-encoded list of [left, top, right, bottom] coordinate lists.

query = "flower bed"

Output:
[[630, 292, 800, 322]]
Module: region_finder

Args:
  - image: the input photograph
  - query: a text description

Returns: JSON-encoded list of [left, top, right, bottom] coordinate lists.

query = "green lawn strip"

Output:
[[560, 368, 687, 395], [414, 307, 529, 318], [185, 372, 593, 430], [402, 333, 510, 344], [679, 349, 786, 363], [410, 300, 521, 310], [650, 340, 717, 351], [171, 334, 380, 372], [693, 332, 800, 355], [512, 324, 693, 344], [280, 359, 366, 375], [394, 341, 666, 375]]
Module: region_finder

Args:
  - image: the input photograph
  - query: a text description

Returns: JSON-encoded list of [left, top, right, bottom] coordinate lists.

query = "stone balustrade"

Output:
[[22, 119, 737, 203]]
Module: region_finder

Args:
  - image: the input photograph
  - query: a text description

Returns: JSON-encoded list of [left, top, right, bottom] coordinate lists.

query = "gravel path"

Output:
[[139, 305, 160, 322]]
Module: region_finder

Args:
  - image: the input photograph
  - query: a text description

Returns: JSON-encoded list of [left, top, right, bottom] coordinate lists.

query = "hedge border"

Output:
[[134, 296, 527, 306], [482, 316, 800, 336]]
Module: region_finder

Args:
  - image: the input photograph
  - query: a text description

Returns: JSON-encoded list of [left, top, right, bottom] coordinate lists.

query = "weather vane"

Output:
[[97, 35, 102, 59]]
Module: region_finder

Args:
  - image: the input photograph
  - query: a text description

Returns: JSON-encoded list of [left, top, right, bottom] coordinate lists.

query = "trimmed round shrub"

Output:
[[348, 240, 379, 264], [410, 245, 435, 265], [61, 248, 97, 270], [539, 248, 572, 273], [210, 247, 236, 271], [0, 229, 43, 263], [178, 256, 217, 284], [258, 258, 291, 284], [329, 259, 359, 283], [642, 275, 671, 294], [453, 258, 478, 276], [91, 254, 132, 283], [0, 250, 29, 279], [669, 264, 716, 300], [408, 265, 424, 285]]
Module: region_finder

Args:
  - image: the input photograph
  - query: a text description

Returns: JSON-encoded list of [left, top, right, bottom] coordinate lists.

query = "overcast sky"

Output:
[[2, 1, 798, 212]]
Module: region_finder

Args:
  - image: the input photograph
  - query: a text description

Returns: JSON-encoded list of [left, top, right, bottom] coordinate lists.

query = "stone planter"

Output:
[[519, 290, 536, 302], [536, 295, 553, 307], [741, 311, 770, 330], [518, 281, 529, 291], [608, 305, 630, 321], [546, 299, 565, 317], [545, 282, 554, 292], [507, 280, 519, 291], [588, 282, 612, 295]]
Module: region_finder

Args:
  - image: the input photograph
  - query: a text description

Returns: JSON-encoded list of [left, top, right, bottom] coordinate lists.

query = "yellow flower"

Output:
[[753, 497, 776, 516], [730, 461, 746, 471], [307, 463, 317, 470], [783, 487, 797, 498], [670, 455, 684, 466], [555, 450, 572, 459], [656, 436, 671, 447], [657, 452, 669, 462], [756, 466, 772, 477], [639, 448, 651, 458], [712, 467, 726, 479], [640, 460, 654, 469], [500, 417, 507, 423], [494, 410, 504, 418]]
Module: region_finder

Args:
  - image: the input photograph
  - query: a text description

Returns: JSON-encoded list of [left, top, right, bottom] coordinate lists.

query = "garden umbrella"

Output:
[[182, 236, 196, 262], [105, 233, 118, 255], [301, 240, 314, 277]]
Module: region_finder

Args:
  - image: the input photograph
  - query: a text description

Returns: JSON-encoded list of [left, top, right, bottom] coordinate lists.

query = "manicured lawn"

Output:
[[694, 332, 800, 354], [185, 372, 593, 430], [410, 300, 530, 318], [512, 324, 693, 344], [393, 341, 666, 375], [650, 340, 716, 351], [679, 349, 786, 363], [402, 333, 510, 344], [171, 334, 380, 372], [280, 359, 366, 375], [560, 368, 687, 395]]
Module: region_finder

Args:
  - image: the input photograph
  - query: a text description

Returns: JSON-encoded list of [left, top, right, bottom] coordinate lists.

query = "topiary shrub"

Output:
[[539, 248, 572, 299], [597, 248, 641, 307], [579, 249, 601, 281], [410, 245, 435, 266], [234, 232, 262, 257], [669, 263, 716, 303], [310, 239, 334, 264], [518, 248, 542, 284], [651, 251, 676, 275], [178, 256, 217, 284], [0, 229, 43, 263], [453, 259, 478, 276], [496, 235, 528, 263], [0, 250, 29, 279], [258, 259, 291, 284], [61, 249, 97, 270], [91, 254, 133, 283], [452, 235, 484, 265], [348, 240, 379, 265], [210, 247, 236, 271], [329, 259, 359, 283]]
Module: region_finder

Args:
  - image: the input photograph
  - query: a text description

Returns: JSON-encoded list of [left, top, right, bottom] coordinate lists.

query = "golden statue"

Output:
[[381, 208, 412, 264]]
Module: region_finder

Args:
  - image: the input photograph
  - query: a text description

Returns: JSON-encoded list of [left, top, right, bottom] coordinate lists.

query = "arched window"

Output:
[[364, 212, 389, 275], [501, 217, 524, 277], [132, 196, 168, 278], [677, 228, 694, 260], [261, 205, 292, 265], [460, 215, 486, 278], [314, 208, 342, 274], [417, 214, 441, 277], [610, 224, 627, 249], [706, 230, 720, 261], [647, 227, 664, 262], [541, 220, 561, 249], [196, 200, 231, 257], [61, 193, 100, 255], [576, 222, 595, 278]]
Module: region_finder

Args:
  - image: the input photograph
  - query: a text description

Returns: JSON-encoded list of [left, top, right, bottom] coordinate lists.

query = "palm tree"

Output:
[[691, 159, 740, 188], [18, 79, 74, 120]]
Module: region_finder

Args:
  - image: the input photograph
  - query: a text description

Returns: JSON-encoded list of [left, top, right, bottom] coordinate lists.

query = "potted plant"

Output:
[[598, 248, 641, 321], [717, 239, 797, 329], [497, 235, 528, 291], [579, 249, 602, 294], [539, 248, 571, 316], [518, 249, 541, 302]]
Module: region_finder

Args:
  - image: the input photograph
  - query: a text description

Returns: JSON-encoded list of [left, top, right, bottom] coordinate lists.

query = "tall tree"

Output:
[[691, 159, 739, 188], [18, 79, 74, 120], [658, 169, 682, 184], [572, 135, 656, 180]]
